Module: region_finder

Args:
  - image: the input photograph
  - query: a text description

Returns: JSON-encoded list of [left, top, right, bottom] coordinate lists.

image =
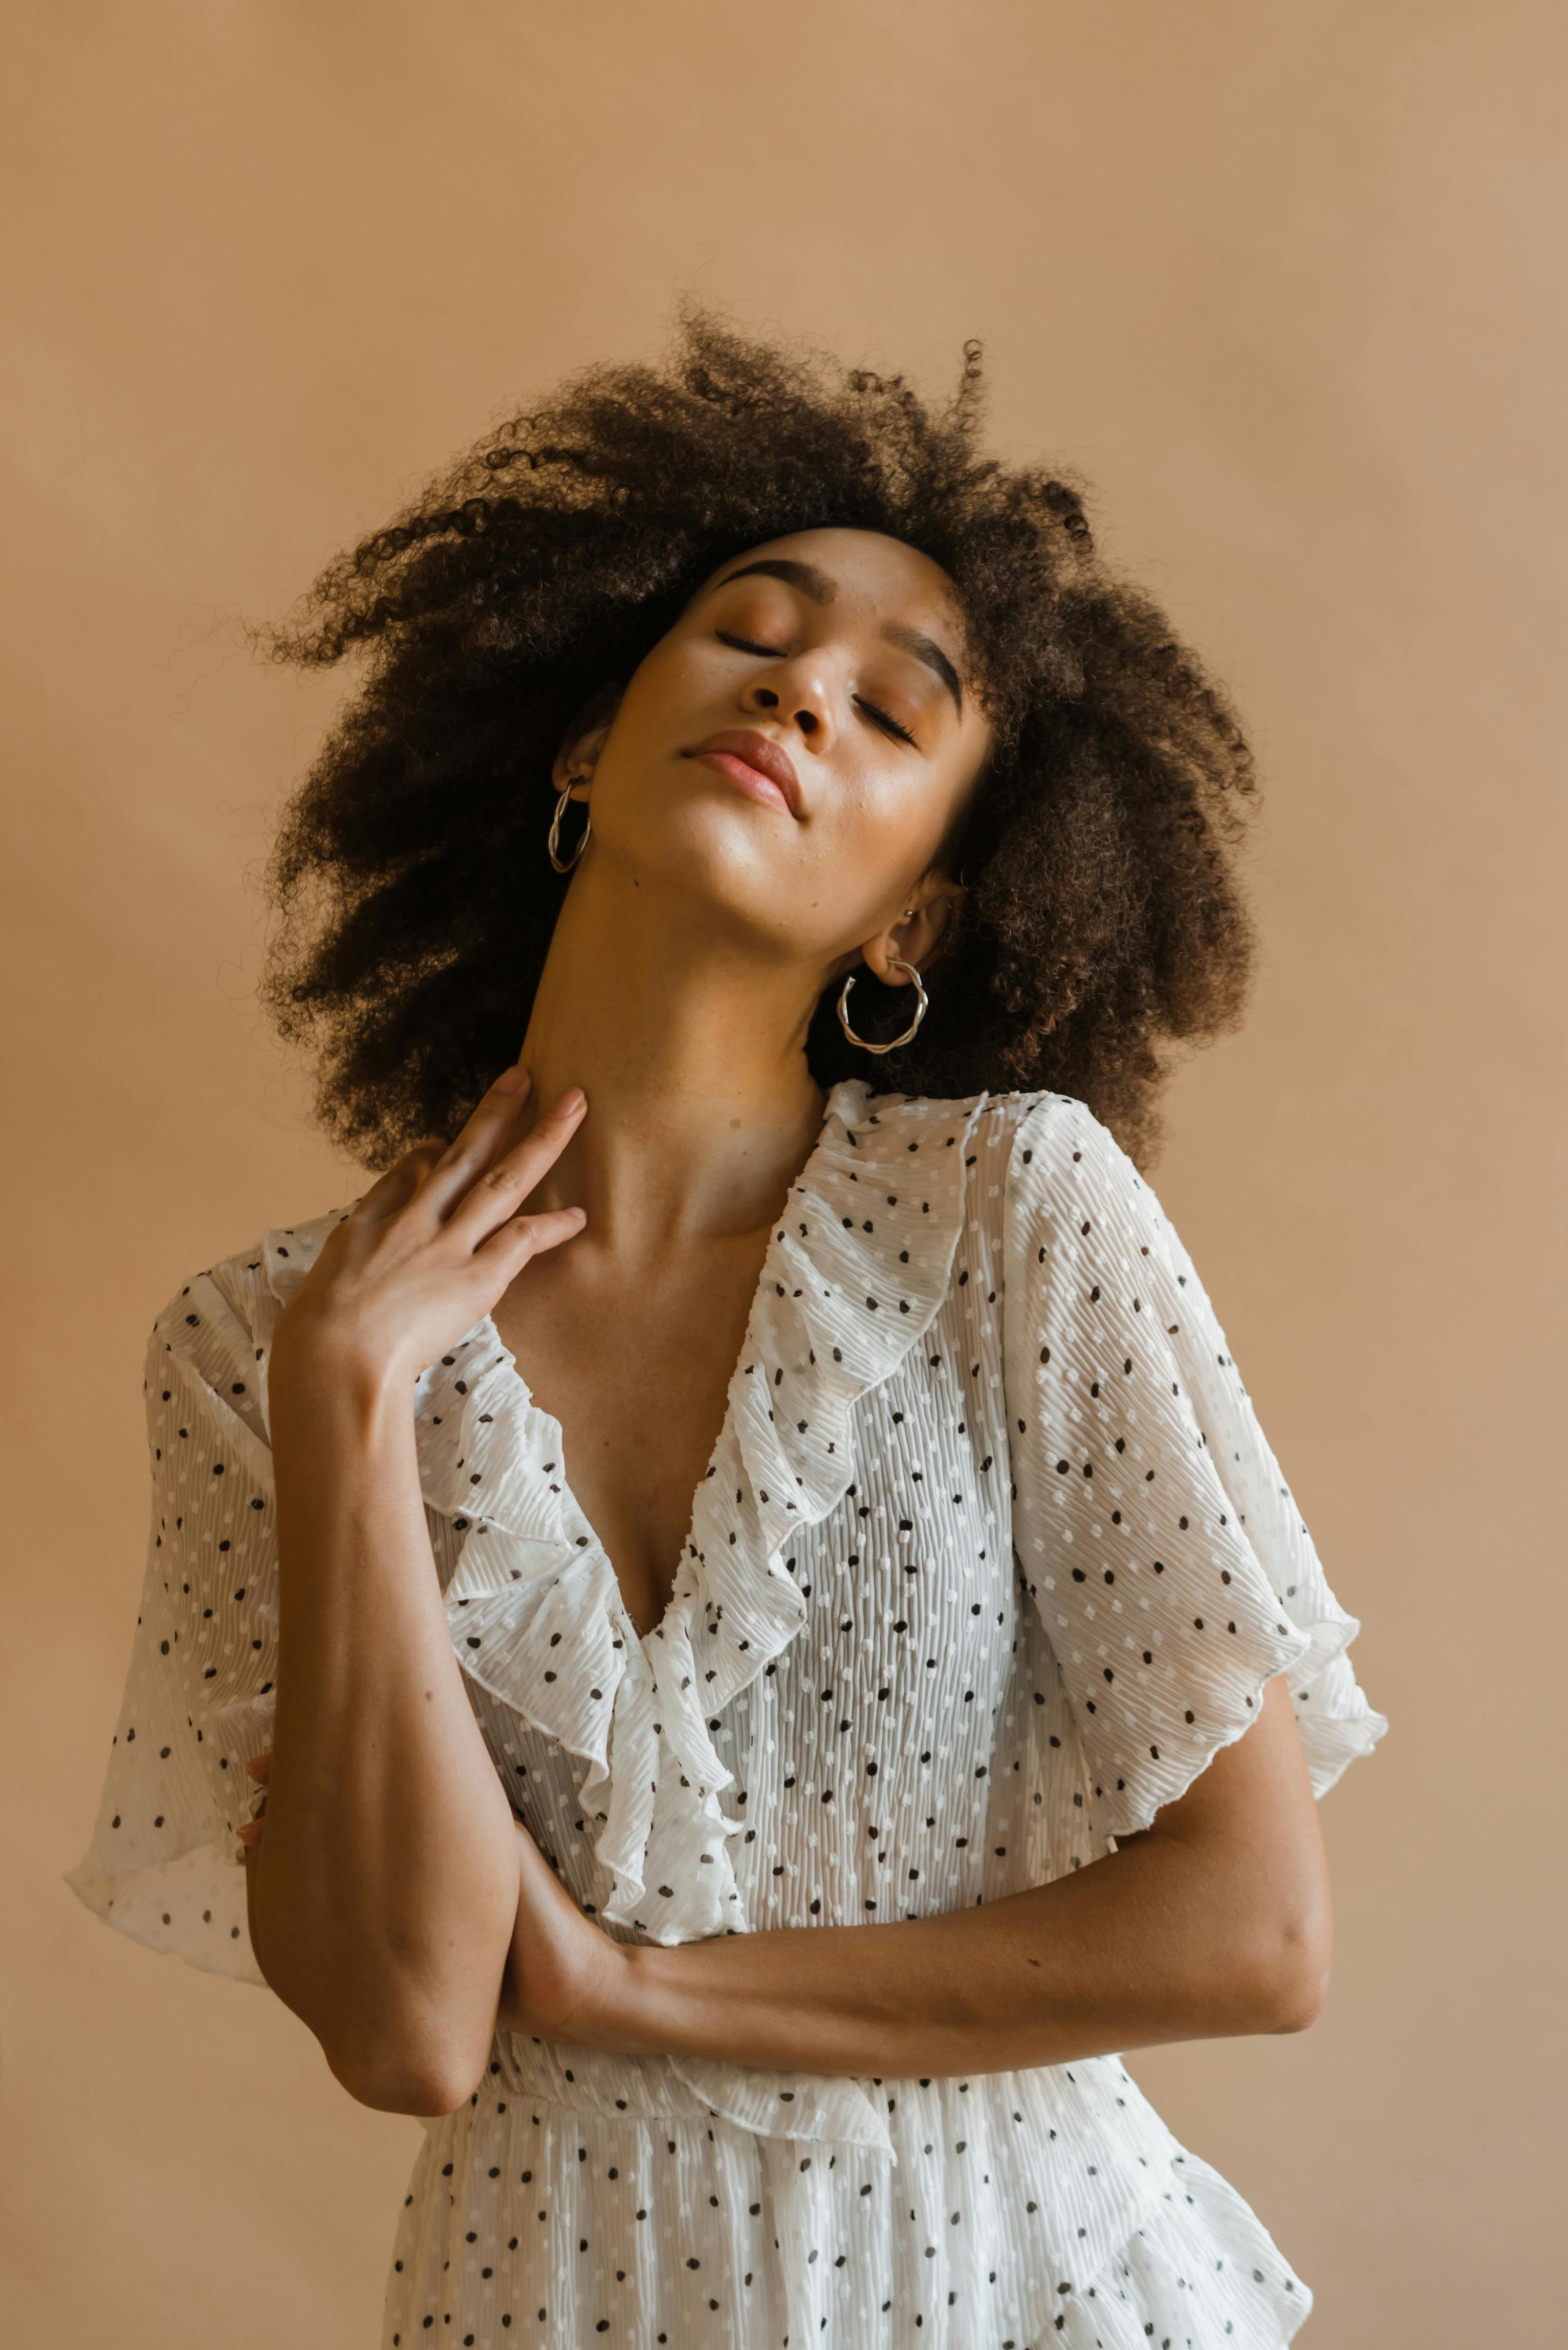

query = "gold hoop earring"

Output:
[[548, 779, 592, 873], [837, 959, 929, 1053]]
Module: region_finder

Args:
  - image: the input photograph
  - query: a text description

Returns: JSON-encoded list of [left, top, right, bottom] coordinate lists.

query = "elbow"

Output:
[[344, 2068, 476, 2121], [1239, 1902, 1333, 2036], [1259, 1949, 1330, 2035], [248, 1897, 496, 2117], [328, 2037, 488, 2120], [280, 1974, 494, 2119]]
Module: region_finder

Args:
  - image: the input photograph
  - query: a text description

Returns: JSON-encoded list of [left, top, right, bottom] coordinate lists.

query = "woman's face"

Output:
[[568, 527, 993, 980]]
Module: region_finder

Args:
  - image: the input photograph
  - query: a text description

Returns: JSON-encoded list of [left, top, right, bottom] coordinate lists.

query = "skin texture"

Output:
[[242, 527, 1331, 2119]]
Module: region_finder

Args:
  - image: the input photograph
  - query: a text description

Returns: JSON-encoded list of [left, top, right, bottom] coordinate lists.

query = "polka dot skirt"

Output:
[[67, 1080, 1386, 2347]]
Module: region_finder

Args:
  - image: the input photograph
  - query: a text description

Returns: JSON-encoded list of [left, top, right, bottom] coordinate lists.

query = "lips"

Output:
[[685, 729, 802, 819]]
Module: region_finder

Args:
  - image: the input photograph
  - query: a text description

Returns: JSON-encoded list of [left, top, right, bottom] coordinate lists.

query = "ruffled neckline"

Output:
[[260, 1075, 989, 1951]]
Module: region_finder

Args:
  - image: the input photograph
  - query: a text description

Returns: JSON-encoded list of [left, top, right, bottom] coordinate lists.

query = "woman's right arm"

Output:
[[243, 1065, 588, 2118]]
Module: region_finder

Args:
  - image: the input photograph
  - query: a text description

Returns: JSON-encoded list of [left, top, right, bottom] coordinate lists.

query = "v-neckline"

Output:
[[466, 1080, 858, 1657], [469, 1314, 743, 1657], [383, 1078, 993, 1946]]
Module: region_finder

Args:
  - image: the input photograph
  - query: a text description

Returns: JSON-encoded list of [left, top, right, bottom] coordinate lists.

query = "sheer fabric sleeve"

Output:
[[64, 1264, 280, 1985], [1002, 1095, 1387, 1844]]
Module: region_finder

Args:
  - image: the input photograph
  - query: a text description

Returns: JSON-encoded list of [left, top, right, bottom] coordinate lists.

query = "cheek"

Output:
[[585, 644, 709, 812], [621, 631, 726, 724], [789, 780, 931, 941], [609, 643, 685, 739], [818, 761, 953, 886]]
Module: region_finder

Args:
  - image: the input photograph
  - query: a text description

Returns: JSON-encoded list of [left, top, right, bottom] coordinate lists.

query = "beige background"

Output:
[[4, 4, 1563, 2343]]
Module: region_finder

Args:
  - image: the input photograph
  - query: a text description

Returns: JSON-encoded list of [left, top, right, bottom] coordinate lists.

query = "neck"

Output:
[[513, 854, 833, 1255]]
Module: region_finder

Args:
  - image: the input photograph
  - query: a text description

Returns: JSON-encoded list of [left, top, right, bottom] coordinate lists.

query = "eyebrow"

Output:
[[707, 556, 966, 718], [881, 621, 964, 719]]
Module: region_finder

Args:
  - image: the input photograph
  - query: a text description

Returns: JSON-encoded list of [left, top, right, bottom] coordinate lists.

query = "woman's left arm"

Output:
[[491, 1668, 1330, 2077]]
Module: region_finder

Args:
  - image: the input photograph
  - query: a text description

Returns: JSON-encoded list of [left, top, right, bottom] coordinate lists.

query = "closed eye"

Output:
[[717, 629, 783, 659], [859, 701, 917, 747], [715, 631, 918, 748]]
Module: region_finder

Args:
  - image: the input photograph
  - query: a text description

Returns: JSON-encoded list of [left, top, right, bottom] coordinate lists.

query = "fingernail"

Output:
[[560, 1086, 586, 1115], [493, 1063, 530, 1096]]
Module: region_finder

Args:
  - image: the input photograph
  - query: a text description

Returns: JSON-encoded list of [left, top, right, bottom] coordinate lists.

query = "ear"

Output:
[[858, 877, 967, 986], [551, 681, 624, 798]]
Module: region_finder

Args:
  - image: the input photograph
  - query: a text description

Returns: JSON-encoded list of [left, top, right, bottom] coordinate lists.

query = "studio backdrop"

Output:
[[3, 5, 1562, 2346]]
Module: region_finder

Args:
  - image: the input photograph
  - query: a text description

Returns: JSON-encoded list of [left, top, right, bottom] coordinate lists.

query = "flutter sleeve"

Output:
[[1002, 1094, 1387, 1844], [64, 1259, 281, 1985]]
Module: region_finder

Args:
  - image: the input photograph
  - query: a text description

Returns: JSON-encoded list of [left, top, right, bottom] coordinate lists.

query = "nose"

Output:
[[741, 659, 831, 743]]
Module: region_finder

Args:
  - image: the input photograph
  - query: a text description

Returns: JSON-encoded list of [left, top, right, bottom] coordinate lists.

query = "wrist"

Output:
[[583, 1940, 686, 2058], [522, 1938, 668, 2058], [267, 1327, 420, 1483], [269, 1307, 416, 1413]]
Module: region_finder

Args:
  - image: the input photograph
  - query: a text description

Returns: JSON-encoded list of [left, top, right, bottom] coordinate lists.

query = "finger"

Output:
[[415, 1063, 542, 1222], [245, 1752, 272, 1783], [349, 1137, 451, 1227], [237, 1820, 265, 1847], [442, 1088, 588, 1250], [474, 1202, 587, 1272]]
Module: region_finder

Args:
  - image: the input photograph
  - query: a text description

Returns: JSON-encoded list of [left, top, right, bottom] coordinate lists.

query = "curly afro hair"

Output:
[[259, 307, 1257, 1171]]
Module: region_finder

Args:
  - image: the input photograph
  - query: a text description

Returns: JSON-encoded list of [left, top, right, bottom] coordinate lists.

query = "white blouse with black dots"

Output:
[[68, 1079, 1386, 2349]]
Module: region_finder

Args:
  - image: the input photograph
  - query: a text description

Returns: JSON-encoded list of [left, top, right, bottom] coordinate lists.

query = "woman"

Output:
[[68, 314, 1386, 2348]]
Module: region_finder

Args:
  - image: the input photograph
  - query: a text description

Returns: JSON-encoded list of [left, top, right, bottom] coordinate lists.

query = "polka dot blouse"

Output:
[[67, 1080, 1386, 2348]]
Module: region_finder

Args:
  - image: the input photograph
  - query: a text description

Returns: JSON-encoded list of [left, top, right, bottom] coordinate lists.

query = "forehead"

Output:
[[695, 527, 962, 625]]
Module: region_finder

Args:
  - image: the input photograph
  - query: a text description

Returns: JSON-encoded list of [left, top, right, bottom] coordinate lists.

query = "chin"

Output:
[[614, 791, 810, 929]]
